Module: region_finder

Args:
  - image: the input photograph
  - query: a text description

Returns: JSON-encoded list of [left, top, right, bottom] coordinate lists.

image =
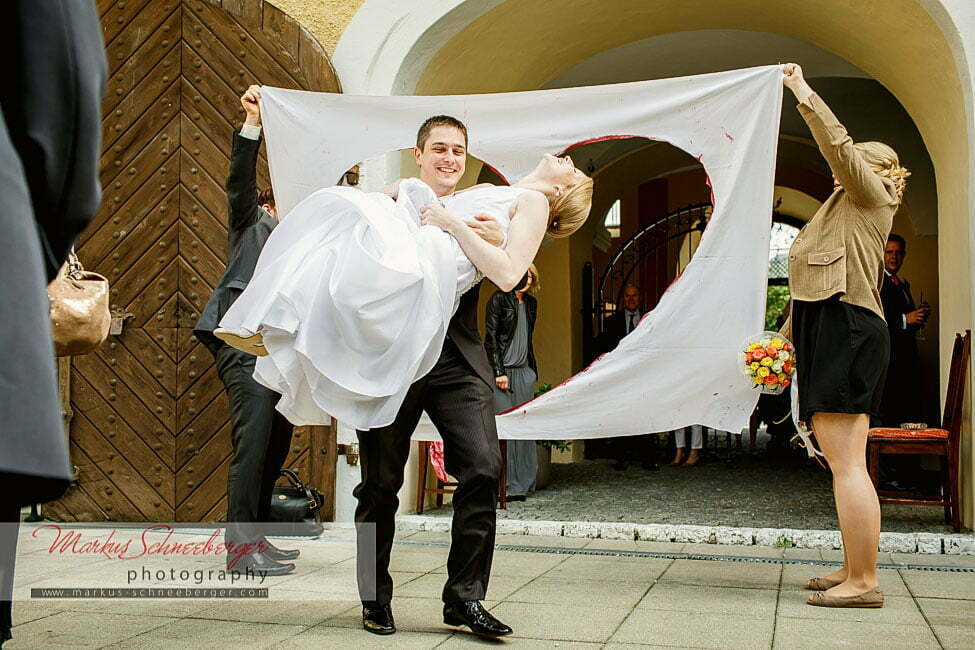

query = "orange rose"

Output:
[[783, 361, 793, 374], [764, 374, 779, 385], [784, 343, 793, 352], [780, 377, 791, 388], [765, 345, 778, 357], [752, 348, 766, 360], [744, 352, 754, 363]]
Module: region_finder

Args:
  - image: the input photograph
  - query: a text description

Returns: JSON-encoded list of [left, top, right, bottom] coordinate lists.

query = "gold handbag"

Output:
[[47, 249, 111, 357]]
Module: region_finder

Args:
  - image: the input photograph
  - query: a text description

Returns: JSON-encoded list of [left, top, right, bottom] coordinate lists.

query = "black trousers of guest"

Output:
[[213, 344, 294, 544], [354, 339, 502, 606], [1, 503, 17, 645]]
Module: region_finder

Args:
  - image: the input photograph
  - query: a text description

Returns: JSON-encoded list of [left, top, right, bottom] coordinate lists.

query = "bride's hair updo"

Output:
[[854, 141, 910, 202], [547, 175, 594, 238]]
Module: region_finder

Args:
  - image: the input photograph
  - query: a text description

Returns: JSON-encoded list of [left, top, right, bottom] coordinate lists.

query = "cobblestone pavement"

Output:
[[428, 451, 959, 533], [9, 526, 975, 648]]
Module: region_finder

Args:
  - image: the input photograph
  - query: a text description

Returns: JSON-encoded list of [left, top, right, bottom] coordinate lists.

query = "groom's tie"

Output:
[[628, 313, 636, 333]]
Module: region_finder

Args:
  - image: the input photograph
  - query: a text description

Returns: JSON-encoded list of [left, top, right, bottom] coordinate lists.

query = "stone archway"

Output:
[[336, 0, 974, 525]]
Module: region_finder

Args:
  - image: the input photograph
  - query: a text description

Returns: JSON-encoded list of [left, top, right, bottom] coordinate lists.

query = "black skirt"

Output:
[[792, 297, 890, 423]]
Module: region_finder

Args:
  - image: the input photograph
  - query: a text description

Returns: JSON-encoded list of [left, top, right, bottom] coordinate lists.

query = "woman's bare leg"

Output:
[[810, 412, 879, 595]]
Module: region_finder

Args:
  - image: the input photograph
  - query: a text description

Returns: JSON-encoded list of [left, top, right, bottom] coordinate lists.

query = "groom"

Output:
[[355, 116, 513, 638]]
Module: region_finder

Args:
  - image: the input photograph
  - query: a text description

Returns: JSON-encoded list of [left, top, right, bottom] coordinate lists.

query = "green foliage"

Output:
[[765, 286, 792, 331], [533, 383, 572, 452]]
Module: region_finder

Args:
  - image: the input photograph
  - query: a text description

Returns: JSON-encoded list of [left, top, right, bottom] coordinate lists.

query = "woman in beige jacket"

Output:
[[782, 63, 909, 608]]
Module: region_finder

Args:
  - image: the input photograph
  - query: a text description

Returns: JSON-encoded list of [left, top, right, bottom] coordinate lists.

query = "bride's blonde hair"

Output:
[[855, 141, 910, 202], [548, 175, 594, 238]]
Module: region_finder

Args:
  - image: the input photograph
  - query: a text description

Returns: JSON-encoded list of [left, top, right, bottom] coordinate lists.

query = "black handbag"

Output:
[[267, 468, 325, 537]]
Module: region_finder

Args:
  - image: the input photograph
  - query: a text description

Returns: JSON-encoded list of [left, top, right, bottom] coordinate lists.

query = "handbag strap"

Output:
[[65, 246, 84, 278], [279, 468, 323, 512]]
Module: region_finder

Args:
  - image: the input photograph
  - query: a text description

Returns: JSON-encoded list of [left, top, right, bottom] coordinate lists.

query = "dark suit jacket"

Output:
[[0, 0, 106, 504], [878, 273, 922, 424], [599, 309, 642, 354], [194, 132, 278, 353], [449, 285, 494, 387]]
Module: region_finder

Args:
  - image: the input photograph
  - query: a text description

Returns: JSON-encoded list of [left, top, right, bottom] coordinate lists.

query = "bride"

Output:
[[215, 153, 593, 429]]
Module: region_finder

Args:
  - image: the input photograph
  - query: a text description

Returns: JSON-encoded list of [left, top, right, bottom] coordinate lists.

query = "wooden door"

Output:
[[46, 0, 340, 522]]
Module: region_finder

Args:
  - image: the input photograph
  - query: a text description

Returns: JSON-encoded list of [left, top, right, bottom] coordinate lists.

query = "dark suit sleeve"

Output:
[[881, 285, 906, 332], [484, 292, 504, 377], [1, 0, 107, 280], [226, 132, 263, 231]]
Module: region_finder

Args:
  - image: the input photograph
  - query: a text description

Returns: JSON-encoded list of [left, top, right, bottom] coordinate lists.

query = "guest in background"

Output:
[[876, 234, 931, 492], [602, 283, 643, 348], [599, 284, 660, 471], [878, 233, 929, 426], [0, 2, 107, 646], [194, 86, 298, 577], [485, 265, 540, 501], [671, 425, 703, 467]]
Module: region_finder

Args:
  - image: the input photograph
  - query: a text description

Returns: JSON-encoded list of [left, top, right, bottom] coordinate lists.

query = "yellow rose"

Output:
[[758, 367, 770, 377], [761, 357, 774, 367], [754, 375, 764, 384], [747, 343, 761, 352], [771, 338, 784, 349], [750, 362, 760, 370]]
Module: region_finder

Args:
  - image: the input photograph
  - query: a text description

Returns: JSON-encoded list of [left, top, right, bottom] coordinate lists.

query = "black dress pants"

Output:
[[355, 339, 501, 606], [1, 503, 16, 645], [213, 344, 294, 544]]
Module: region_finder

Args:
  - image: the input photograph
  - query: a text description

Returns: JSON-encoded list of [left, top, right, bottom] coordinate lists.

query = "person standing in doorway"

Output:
[[486, 265, 540, 501], [878, 233, 929, 426], [600, 284, 659, 471]]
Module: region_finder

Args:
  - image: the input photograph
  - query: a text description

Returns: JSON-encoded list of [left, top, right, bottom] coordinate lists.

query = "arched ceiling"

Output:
[[413, 0, 964, 238], [542, 30, 869, 89]]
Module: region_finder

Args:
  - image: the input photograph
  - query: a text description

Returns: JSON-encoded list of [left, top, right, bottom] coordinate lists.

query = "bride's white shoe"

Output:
[[213, 327, 268, 356]]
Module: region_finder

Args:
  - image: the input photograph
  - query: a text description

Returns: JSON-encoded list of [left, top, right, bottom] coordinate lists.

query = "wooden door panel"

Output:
[[55, 0, 339, 522]]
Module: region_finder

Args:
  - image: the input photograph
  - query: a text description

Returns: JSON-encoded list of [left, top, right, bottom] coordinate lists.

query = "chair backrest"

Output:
[[942, 331, 972, 449]]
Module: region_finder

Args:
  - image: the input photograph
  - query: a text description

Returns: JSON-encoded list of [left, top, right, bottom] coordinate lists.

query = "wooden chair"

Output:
[[415, 440, 507, 513], [867, 330, 970, 532]]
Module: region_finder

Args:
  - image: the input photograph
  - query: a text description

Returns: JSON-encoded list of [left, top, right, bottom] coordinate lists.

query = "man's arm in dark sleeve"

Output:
[[226, 131, 262, 231], [484, 292, 505, 377], [2, 0, 107, 280]]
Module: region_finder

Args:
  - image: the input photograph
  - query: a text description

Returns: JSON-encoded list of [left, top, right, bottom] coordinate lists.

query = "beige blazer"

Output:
[[781, 93, 899, 340]]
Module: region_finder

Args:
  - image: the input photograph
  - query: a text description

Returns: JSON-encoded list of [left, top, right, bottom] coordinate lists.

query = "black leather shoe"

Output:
[[506, 494, 527, 502], [362, 604, 396, 635], [261, 538, 300, 561], [227, 551, 295, 576], [443, 600, 512, 637]]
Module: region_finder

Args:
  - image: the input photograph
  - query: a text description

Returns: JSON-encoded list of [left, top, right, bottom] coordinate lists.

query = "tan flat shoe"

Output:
[[807, 587, 884, 608], [213, 327, 268, 356], [804, 576, 842, 591]]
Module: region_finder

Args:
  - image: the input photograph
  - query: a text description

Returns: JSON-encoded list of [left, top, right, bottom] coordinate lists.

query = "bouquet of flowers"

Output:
[[741, 331, 795, 395]]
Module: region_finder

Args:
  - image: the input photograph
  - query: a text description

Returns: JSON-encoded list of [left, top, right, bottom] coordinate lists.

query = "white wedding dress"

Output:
[[218, 178, 526, 429]]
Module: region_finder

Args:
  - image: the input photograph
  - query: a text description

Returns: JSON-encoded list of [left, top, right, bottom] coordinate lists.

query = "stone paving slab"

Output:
[[8, 530, 975, 649], [612, 609, 775, 649], [772, 617, 941, 649], [487, 601, 629, 643], [635, 583, 778, 618], [659, 559, 781, 590], [106, 618, 306, 649], [918, 598, 975, 649]]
